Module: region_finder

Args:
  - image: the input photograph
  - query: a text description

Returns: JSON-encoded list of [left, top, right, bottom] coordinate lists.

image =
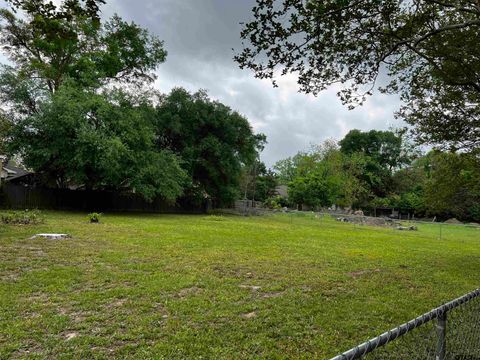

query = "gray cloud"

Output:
[[112, 0, 403, 166], [0, 0, 404, 166]]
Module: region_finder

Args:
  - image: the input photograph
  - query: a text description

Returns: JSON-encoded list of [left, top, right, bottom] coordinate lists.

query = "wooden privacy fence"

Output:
[[0, 183, 209, 213]]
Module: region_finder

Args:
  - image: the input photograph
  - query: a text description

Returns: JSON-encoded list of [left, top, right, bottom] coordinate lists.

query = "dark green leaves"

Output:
[[0, 0, 167, 93], [8, 83, 187, 201], [236, 0, 480, 150], [155, 88, 262, 206]]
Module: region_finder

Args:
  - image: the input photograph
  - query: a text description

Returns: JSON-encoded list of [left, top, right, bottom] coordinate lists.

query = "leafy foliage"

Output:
[[273, 156, 303, 185], [423, 151, 480, 221], [240, 159, 277, 203], [1, 209, 44, 224], [155, 88, 264, 205], [0, 1, 264, 207], [8, 83, 187, 201], [263, 195, 289, 210], [0, 0, 167, 94], [236, 0, 480, 150], [281, 132, 480, 221], [339, 129, 415, 197], [285, 141, 370, 209], [339, 130, 411, 171], [87, 212, 101, 223], [0, 111, 11, 155]]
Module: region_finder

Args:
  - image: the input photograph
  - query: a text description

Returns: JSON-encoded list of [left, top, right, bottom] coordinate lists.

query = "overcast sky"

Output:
[[0, 0, 403, 166]]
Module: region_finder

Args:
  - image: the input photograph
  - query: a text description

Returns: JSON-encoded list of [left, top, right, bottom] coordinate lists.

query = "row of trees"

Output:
[[0, 0, 263, 206], [273, 130, 480, 222], [235, 1, 480, 221]]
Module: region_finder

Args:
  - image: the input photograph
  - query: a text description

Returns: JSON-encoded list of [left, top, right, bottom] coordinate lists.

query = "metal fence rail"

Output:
[[330, 289, 480, 360]]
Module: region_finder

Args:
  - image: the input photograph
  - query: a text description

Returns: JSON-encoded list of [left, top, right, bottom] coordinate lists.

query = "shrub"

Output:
[[1, 210, 44, 225], [264, 195, 289, 210], [87, 212, 102, 223]]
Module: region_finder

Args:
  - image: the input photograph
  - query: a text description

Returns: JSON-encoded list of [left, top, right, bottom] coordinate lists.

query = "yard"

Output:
[[0, 212, 479, 359]]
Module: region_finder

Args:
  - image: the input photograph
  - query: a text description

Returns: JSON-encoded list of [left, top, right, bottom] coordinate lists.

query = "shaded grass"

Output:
[[0, 211, 479, 359]]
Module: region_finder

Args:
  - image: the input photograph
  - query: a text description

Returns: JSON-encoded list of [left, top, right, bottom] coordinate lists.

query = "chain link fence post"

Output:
[[329, 289, 480, 360], [436, 311, 447, 360]]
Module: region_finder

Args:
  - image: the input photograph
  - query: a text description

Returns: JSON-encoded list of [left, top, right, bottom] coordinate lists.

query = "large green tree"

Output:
[[339, 130, 410, 171], [8, 83, 186, 201], [235, 1, 480, 151], [0, 0, 167, 144], [0, 0, 186, 201], [273, 140, 337, 184], [339, 129, 414, 197], [423, 151, 480, 221], [0, 0, 166, 95], [286, 141, 370, 209], [155, 88, 264, 206]]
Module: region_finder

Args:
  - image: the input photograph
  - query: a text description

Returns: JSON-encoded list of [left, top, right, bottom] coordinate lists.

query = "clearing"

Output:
[[0, 212, 479, 359]]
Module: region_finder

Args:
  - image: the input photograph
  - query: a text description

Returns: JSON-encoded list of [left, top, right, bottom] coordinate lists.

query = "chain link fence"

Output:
[[216, 208, 480, 358], [217, 207, 480, 242], [330, 289, 480, 360]]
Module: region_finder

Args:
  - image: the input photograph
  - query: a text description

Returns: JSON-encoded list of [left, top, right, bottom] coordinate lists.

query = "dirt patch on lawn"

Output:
[[64, 331, 79, 341], [347, 268, 381, 279], [241, 311, 257, 319], [105, 298, 127, 309], [239, 284, 262, 291], [177, 286, 203, 298], [261, 291, 284, 299]]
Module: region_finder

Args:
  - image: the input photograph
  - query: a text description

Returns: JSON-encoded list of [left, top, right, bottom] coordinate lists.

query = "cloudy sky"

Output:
[[0, 0, 403, 166]]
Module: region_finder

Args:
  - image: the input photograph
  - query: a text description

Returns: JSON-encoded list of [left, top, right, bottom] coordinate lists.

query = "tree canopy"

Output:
[[8, 83, 186, 201], [422, 151, 480, 221], [274, 140, 370, 209], [155, 88, 264, 205], [0, 0, 166, 94], [240, 159, 277, 203], [274, 130, 480, 222], [0, 0, 264, 206], [339, 130, 410, 171], [235, 1, 480, 151]]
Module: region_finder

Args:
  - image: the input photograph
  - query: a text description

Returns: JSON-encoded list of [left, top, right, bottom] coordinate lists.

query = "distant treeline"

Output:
[[265, 130, 480, 223]]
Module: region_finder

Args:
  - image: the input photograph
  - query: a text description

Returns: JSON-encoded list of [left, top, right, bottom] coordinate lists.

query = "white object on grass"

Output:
[[31, 233, 71, 240]]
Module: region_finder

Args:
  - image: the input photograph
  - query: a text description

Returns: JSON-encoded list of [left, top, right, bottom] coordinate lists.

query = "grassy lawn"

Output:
[[0, 212, 479, 359]]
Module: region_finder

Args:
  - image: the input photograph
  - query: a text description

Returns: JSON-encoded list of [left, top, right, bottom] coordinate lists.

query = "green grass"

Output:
[[0, 211, 479, 359]]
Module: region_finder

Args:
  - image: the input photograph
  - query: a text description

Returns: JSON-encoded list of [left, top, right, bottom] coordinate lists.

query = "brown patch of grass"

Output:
[[177, 286, 203, 298], [240, 311, 257, 319], [261, 291, 284, 299], [347, 268, 381, 279]]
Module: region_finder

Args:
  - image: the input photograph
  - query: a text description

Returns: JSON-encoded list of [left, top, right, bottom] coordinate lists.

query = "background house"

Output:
[[274, 185, 288, 198], [0, 156, 33, 185]]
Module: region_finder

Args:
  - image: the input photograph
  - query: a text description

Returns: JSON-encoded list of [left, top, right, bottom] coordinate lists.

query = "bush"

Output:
[[87, 212, 102, 223], [264, 195, 289, 209], [1, 210, 44, 225]]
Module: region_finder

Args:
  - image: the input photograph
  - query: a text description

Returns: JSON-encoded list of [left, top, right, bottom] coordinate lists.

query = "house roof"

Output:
[[2, 163, 32, 181]]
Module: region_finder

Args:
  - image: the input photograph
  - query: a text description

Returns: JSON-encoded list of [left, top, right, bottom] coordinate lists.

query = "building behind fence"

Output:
[[0, 183, 209, 213], [330, 288, 480, 360]]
